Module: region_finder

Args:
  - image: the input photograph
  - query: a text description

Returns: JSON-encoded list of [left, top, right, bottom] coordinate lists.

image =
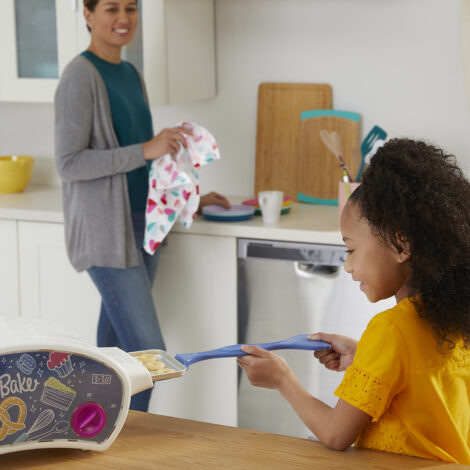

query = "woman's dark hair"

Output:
[[84, 0, 100, 12], [349, 138, 470, 347]]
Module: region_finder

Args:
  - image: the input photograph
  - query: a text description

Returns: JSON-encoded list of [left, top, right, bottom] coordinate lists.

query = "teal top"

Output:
[[81, 50, 152, 213]]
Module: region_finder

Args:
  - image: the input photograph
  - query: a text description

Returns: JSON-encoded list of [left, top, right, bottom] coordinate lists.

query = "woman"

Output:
[[54, 0, 229, 411]]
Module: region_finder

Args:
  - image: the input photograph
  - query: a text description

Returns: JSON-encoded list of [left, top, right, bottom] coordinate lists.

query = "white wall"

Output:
[[1, 0, 469, 196]]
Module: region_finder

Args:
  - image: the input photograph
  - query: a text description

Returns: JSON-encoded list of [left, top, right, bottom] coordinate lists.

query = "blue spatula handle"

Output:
[[174, 334, 331, 368]]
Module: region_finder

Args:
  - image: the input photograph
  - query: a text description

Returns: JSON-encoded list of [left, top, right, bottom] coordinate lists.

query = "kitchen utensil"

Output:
[[356, 125, 387, 181], [319, 130, 353, 182], [201, 204, 255, 222], [130, 334, 330, 384], [0, 156, 34, 193], [258, 191, 284, 224], [255, 83, 332, 200], [338, 181, 361, 218], [364, 138, 386, 165], [0, 316, 154, 455], [298, 110, 361, 199], [174, 334, 330, 369], [342, 171, 351, 197], [34, 421, 70, 441], [14, 409, 55, 443], [131, 335, 330, 382]]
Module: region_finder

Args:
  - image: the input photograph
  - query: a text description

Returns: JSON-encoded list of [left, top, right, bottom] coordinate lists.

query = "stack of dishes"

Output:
[[241, 195, 293, 216], [201, 204, 255, 222]]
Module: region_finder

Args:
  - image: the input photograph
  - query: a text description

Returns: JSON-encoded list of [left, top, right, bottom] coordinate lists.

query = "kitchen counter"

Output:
[[1, 411, 462, 470], [0, 185, 343, 245]]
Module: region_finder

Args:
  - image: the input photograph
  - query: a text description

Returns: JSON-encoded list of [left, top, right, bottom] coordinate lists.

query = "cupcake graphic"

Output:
[[40, 377, 76, 411], [47, 352, 73, 378]]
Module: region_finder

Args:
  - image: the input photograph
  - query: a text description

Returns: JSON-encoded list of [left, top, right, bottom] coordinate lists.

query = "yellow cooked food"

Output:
[[135, 354, 175, 374]]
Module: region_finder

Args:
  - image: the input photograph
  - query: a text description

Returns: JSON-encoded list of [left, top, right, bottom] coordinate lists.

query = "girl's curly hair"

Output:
[[350, 138, 470, 347]]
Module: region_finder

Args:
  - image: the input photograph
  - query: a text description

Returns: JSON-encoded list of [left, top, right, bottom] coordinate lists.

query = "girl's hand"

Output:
[[237, 345, 294, 390], [309, 333, 357, 372], [198, 192, 231, 213], [143, 127, 193, 160]]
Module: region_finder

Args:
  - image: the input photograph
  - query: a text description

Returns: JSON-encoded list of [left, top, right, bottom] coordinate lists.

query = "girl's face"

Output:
[[340, 201, 412, 304], [85, 0, 138, 51]]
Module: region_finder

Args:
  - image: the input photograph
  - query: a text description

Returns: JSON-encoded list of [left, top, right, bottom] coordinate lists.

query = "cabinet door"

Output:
[[0, 220, 20, 316], [149, 232, 237, 426], [139, 0, 216, 104], [18, 221, 101, 345], [0, 0, 83, 102]]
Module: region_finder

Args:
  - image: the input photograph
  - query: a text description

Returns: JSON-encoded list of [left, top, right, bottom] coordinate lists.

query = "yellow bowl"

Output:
[[0, 156, 34, 193]]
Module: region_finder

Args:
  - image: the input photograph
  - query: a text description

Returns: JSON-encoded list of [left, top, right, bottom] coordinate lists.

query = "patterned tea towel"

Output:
[[144, 122, 220, 254]]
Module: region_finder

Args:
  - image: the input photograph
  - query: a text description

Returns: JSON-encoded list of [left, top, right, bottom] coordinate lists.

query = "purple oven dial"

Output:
[[71, 402, 107, 438]]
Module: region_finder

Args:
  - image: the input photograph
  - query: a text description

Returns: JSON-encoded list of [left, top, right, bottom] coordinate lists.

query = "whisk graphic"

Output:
[[14, 408, 55, 443]]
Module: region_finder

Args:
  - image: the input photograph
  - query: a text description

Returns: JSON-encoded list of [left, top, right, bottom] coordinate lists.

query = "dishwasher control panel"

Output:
[[238, 239, 346, 266]]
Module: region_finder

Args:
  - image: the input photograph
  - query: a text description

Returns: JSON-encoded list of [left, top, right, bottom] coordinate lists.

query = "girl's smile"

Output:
[[340, 201, 412, 304]]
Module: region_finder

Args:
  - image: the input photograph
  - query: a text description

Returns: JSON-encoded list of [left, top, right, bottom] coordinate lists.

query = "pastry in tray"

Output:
[[129, 350, 186, 381]]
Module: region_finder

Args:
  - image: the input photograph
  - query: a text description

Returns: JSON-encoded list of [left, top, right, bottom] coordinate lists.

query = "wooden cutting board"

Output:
[[298, 110, 361, 199], [254, 83, 332, 198]]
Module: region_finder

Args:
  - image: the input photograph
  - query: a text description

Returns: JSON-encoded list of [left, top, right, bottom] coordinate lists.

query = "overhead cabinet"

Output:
[[0, 0, 216, 104]]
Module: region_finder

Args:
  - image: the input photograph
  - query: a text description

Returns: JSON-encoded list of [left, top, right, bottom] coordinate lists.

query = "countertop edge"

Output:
[[0, 185, 344, 245]]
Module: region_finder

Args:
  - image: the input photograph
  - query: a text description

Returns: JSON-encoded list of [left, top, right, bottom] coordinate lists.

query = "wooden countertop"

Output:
[[2, 411, 467, 470]]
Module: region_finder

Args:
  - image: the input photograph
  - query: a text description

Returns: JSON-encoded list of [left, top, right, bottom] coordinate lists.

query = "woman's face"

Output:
[[85, 0, 138, 50], [340, 201, 412, 303]]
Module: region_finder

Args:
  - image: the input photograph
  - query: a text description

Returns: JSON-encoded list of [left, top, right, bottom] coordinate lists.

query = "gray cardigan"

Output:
[[55, 55, 149, 272]]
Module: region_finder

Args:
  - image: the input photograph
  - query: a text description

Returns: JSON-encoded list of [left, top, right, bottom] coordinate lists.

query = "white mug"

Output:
[[258, 191, 283, 224]]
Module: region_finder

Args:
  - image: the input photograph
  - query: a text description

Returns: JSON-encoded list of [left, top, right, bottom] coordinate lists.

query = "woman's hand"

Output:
[[237, 345, 294, 390], [143, 127, 193, 160], [198, 192, 231, 213], [309, 333, 357, 372]]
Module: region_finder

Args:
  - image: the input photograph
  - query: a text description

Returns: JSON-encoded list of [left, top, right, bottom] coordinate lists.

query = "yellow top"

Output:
[[335, 297, 470, 463]]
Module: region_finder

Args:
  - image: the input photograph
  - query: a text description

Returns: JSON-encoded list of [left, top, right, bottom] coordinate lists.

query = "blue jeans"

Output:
[[87, 212, 165, 412]]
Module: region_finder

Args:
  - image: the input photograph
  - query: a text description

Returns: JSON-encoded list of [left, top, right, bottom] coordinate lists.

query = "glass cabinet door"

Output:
[[0, 0, 79, 102], [15, 0, 59, 79]]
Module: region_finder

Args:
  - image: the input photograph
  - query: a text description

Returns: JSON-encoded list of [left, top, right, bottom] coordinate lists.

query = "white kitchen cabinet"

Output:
[[0, 0, 215, 104], [0, 220, 20, 317], [0, 0, 82, 103], [139, 0, 216, 104], [149, 232, 238, 427], [13, 219, 237, 426], [17, 220, 101, 345]]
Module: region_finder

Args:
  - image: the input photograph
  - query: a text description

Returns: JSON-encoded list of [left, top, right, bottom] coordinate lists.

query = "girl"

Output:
[[238, 139, 470, 463], [55, 0, 229, 411]]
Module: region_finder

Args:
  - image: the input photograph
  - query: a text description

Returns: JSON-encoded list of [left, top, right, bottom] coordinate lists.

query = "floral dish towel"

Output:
[[144, 122, 220, 254]]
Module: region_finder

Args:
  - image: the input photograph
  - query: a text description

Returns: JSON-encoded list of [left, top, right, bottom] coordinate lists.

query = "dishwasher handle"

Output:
[[295, 262, 340, 278], [175, 334, 331, 368]]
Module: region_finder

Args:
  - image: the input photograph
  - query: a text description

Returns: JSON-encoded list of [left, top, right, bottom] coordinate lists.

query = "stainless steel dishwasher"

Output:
[[237, 238, 394, 440]]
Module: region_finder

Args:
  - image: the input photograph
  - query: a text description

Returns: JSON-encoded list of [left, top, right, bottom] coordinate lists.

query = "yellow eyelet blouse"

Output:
[[335, 297, 470, 463]]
